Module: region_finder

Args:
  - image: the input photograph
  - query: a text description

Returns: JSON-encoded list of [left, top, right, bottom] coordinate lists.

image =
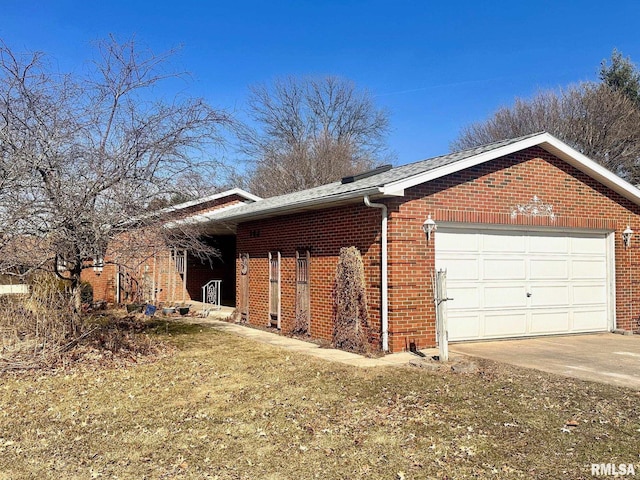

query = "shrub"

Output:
[[0, 274, 162, 371], [332, 246, 372, 354], [291, 310, 309, 336], [0, 273, 80, 370], [80, 281, 93, 305]]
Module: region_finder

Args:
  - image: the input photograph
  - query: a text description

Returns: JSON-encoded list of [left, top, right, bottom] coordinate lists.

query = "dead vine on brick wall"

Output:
[[291, 310, 309, 336], [332, 246, 371, 354]]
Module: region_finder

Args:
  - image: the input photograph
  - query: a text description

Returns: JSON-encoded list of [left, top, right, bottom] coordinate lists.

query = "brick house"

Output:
[[187, 132, 640, 352], [89, 132, 640, 352], [84, 188, 260, 306]]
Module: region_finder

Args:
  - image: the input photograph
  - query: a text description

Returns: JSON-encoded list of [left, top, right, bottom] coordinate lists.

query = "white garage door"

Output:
[[435, 228, 611, 341]]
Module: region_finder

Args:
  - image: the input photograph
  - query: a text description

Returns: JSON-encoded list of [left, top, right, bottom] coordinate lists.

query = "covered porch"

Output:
[[115, 233, 237, 310]]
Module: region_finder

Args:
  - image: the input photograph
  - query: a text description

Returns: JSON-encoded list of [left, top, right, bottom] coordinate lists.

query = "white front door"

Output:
[[435, 228, 611, 341]]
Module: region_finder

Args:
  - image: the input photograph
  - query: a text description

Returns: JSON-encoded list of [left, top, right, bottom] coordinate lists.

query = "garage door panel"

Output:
[[572, 236, 606, 254], [440, 232, 479, 252], [482, 232, 525, 252], [438, 257, 479, 280], [483, 258, 526, 280], [573, 284, 607, 305], [484, 286, 527, 308], [529, 259, 569, 279], [446, 287, 480, 309], [484, 313, 527, 337], [436, 228, 610, 342], [448, 315, 480, 341], [529, 235, 569, 253], [573, 309, 608, 330], [530, 311, 570, 333], [572, 260, 607, 279], [529, 285, 569, 306]]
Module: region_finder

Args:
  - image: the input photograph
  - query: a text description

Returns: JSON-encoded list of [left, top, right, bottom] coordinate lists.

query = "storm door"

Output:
[[295, 250, 310, 334], [268, 252, 281, 328]]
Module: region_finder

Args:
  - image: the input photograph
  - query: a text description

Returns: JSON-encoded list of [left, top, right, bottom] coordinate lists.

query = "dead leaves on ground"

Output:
[[1, 327, 639, 479]]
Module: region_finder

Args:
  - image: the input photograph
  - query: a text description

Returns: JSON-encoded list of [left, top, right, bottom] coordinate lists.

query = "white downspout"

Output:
[[364, 196, 389, 352]]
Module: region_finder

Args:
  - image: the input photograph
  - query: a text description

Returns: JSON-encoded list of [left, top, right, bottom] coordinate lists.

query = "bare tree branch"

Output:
[[452, 82, 640, 184], [0, 36, 231, 310], [236, 75, 392, 197]]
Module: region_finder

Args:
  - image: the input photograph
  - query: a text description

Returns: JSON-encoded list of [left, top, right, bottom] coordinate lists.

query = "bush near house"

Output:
[[333, 246, 373, 354], [0, 273, 168, 372]]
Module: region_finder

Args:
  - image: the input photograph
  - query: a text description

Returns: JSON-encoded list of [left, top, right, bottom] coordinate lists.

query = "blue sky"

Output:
[[2, 1, 640, 167]]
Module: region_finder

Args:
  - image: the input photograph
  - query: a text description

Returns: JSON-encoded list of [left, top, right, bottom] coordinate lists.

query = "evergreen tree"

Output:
[[600, 49, 640, 106]]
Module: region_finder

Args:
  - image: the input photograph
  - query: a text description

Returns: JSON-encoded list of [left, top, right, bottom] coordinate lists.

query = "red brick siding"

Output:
[[236, 146, 640, 353], [84, 195, 245, 304], [82, 265, 117, 303], [385, 146, 640, 351], [236, 204, 383, 347], [83, 249, 192, 305]]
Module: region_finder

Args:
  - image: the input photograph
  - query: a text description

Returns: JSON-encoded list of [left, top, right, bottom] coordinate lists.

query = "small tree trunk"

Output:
[[69, 265, 83, 316]]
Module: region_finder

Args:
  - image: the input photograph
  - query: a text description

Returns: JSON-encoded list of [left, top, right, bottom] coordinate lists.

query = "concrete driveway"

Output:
[[450, 333, 640, 390]]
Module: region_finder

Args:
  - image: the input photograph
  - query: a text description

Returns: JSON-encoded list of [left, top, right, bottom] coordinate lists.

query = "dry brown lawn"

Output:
[[0, 321, 638, 479]]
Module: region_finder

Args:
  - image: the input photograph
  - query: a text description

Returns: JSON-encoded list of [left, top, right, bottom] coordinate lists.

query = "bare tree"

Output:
[[237, 76, 391, 197], [0, 36, 230, 311], [452, 82, 640, 183]]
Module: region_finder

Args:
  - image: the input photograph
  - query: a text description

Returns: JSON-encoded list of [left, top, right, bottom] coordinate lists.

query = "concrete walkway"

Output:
[[179, 315, 438, 367], [172, 312, 640, 387]]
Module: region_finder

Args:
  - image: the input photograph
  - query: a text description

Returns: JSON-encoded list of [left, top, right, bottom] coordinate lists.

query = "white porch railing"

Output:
[[202, 280, 222, 311]]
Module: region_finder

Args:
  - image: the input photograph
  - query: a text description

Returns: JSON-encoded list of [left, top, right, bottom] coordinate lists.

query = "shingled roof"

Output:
[[178, 132, 640, 230]]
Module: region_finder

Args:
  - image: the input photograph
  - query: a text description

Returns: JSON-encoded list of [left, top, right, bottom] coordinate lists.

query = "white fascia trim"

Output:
[[379, 134, 552, 195], [225, 188, 263, 203], [164, 202, 250, 228], [158, 188, 262, 215], [380, 132, 640, 206]]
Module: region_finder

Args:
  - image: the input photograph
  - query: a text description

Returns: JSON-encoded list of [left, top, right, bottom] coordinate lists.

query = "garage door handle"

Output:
[[437, 297, 454, 305], [526, 292, 532, 297]]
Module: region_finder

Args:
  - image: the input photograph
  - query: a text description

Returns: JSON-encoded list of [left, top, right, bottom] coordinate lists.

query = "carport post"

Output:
[[434, 269, 450, 362]]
